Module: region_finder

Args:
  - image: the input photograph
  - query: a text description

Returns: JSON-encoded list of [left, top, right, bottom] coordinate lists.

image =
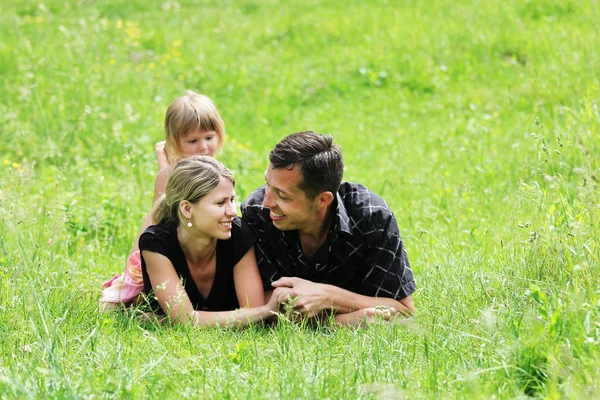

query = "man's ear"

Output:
[[179, 200, 192, 218], [316, 191, 334, 209]]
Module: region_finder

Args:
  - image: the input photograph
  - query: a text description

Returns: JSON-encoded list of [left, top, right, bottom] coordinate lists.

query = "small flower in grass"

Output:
[[110, 59, 116, 65], [12, 162, 20, 169], [228, 351, 239, 362], [3, 159, 10, 165]]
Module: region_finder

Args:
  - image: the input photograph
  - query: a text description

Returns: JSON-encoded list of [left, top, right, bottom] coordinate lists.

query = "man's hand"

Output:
[[334, 307, 397, 326], [271, 277, 333, 317]]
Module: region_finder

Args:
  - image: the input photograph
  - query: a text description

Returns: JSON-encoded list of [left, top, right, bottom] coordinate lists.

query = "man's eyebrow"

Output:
[[264, 173, 289, 196]]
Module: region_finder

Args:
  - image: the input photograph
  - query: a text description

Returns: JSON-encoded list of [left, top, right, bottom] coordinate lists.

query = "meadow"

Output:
[[1, 0, 599, 398]]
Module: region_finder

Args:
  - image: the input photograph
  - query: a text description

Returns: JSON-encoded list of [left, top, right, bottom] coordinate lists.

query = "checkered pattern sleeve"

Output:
[[362, 212, 416, 300]]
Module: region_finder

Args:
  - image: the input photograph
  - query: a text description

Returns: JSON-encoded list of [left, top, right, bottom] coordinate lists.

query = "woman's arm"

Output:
[[142, 250, 276, 327], [233, 246, 265, 308]]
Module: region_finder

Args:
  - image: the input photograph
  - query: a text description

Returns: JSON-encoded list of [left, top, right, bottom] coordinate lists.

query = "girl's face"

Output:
[[178, 130, 219, 158]]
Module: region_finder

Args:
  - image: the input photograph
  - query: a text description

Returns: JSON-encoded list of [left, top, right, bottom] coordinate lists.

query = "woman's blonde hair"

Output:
[[152, 156, 235, 226], [164, 90, 225, 159]]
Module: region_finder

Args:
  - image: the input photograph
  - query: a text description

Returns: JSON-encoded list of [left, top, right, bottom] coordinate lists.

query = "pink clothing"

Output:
[[100, 251, 144, 305]]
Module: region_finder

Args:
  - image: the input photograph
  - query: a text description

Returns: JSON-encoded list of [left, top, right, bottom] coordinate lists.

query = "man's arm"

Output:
[[272, 277, 414, 318], [334, 307, 399, 326], [271, 210, 416, 319]]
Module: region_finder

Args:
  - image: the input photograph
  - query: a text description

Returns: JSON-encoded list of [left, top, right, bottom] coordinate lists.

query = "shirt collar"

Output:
[[332, 191, 352, 235]]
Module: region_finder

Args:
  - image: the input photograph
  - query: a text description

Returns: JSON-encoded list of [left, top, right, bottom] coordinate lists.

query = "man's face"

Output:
[[262, 163, 315, 232]]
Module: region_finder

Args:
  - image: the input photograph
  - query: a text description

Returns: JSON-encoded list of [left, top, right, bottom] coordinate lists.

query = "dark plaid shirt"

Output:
[[241, 182, 416, 300]]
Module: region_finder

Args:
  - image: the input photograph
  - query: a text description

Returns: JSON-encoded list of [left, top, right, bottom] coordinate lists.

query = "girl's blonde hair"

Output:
[[152, 156, 235, 226], [164, 90, 225, 159]]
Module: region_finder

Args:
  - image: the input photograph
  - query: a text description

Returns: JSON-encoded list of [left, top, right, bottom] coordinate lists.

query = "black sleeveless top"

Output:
[[139, 217, 256, 313]]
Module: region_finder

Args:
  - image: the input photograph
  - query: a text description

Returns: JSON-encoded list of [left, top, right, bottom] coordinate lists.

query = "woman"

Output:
[[139, 155, 278, 326]]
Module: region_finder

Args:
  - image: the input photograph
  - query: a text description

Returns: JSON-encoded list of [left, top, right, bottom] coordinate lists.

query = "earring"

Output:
[[187, 218, 192, 228]]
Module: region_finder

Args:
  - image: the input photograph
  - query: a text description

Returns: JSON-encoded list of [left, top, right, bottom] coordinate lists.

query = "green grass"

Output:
[[1, 0, 600, 398]]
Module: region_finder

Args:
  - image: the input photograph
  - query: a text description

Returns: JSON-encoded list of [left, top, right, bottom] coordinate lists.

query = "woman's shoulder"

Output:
[[231, 217, 251, 233], [139, 223, 178, 251], [217, 217, 255, 264], [143, 222, 176, 236], [230, 217, 255, 244]]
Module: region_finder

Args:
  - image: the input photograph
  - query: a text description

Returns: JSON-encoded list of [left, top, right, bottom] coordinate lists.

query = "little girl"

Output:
[[100, 91, 226, 308]]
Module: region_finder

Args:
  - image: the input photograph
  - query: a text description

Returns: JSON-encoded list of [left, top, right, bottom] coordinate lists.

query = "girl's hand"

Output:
[[155, 141, 170, 171]]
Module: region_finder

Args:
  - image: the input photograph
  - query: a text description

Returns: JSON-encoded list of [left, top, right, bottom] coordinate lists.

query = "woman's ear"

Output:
[[179, 200, 192, 219]]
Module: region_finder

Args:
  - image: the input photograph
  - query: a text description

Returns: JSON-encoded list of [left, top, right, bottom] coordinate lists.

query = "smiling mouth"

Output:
[[219, 221, 232, 228], [270, 211, 286, 221]]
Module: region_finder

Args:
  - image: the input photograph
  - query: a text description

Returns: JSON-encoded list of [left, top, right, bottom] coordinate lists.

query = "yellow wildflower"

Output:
[[3, 160, 10, 165], [12, 162, 20, 169], [110, 59, 116, 65], [125, 21, 141, 40]]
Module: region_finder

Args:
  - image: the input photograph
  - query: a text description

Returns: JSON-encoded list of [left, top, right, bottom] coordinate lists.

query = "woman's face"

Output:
[[187, 178, 237, 240]]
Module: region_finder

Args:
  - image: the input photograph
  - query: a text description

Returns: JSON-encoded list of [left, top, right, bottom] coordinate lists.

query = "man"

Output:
[[241, 131, 416, 324]]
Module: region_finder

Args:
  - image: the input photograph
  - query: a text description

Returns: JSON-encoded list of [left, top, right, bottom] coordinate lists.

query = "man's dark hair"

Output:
[[269, 131, 344, 199]]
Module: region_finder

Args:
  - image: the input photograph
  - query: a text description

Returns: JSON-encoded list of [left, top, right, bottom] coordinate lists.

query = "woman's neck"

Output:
[[177, 225, 217, 266]]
